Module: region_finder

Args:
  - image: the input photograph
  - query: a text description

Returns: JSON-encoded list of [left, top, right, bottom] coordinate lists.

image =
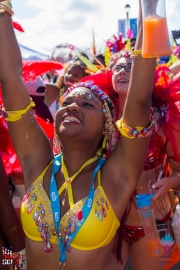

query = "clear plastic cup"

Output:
[[141, 0, 172, 58], [136, 194, 165, 256]]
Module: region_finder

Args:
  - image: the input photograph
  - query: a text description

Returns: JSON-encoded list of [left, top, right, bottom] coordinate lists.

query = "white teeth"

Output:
[[63, 116, 81, 123], [118, 80, 128, 83]]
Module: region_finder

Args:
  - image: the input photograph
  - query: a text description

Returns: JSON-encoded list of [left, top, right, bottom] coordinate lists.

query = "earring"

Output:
[[103, 102, 118, 151]]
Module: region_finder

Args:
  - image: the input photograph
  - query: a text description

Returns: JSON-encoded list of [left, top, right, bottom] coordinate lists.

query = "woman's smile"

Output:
[[62, 113, 82, 124]]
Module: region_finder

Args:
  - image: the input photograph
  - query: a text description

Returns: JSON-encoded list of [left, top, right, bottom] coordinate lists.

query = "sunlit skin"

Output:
[[55, 88, 104, 145], [112, 57, 179, 270]]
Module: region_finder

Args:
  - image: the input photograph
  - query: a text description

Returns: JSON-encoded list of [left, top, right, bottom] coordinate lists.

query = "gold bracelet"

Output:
[[0, 0, 14, 16], [130, 48, 142, 59], [131, 48, 142, 55], [130, 54, 143, 59]]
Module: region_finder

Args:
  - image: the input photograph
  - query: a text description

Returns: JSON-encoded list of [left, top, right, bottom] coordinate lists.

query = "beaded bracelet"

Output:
[[0, 0, 14, 16], [116, 118, 156, 139], [1, 99, 35, 122]]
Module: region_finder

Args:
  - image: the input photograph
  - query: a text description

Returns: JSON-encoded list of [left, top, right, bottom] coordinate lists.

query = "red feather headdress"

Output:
[[22, 60, 63, 82]]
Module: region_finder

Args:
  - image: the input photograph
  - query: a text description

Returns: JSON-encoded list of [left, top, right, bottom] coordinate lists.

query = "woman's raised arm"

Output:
[[0, 6, 53, 187], [103, 0, 157, 218]]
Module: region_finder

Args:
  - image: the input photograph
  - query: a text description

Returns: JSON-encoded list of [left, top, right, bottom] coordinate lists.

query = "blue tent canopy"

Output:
[[19, 44, 50, 60]]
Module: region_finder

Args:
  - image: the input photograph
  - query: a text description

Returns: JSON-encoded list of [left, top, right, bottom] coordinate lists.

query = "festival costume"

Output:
[[118, 66, 180, 246], [122, 117, 169, 244], [0, 52, 153, 268], [21, 155, 120, 251], [19, 75, 122, 266], [15, 71, 153, 269]]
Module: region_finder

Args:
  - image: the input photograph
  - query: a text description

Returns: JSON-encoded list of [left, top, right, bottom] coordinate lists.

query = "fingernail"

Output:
[[152, 184, 156, 189]]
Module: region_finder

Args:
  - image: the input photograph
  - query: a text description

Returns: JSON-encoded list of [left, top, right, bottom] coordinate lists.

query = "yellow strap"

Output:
[[3, 99, 35, 122], [59, 155, 98, 207]]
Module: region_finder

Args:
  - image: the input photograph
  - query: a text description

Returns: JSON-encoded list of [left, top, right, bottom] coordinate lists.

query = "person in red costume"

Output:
[[111, 51, 180, 269]]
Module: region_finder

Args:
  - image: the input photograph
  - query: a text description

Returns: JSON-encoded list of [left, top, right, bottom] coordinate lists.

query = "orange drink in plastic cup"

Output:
[[136, 194, 165, 257], [142, 16, 172, 58], [146, 239, 165, 257]]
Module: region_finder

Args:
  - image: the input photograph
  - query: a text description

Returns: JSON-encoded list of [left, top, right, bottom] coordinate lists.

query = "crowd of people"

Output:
[[0, 0, 180, 270]]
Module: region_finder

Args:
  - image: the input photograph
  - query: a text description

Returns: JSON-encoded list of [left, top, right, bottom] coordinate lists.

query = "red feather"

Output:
[[80, 71, 113, 95], [12, 21, 25, 33], [0, 115, 54, 176], [35, 116, 54, 139], [153, 65, 180, 104], [80, 71, 119, 119], [22, 60, 64, 82]]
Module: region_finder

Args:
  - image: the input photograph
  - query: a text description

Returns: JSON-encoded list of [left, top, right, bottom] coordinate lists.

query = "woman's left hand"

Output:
[[152, 177, 172, 200]]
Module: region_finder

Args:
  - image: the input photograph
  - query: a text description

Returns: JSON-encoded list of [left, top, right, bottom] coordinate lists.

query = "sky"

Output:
[[13, 0, 180, 55]]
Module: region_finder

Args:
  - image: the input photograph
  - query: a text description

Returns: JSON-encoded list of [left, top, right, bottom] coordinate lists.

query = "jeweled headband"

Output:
[[60, 81, 119, 153], [61, 81, 107, 105]]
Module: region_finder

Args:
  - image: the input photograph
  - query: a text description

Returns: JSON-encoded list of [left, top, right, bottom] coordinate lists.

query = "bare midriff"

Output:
[[25, 237, 120, 270], [125, 165, 172, 227]]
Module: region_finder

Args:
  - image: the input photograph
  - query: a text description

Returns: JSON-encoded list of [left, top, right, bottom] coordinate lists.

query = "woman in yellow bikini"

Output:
[[0, 1, 156, 269]]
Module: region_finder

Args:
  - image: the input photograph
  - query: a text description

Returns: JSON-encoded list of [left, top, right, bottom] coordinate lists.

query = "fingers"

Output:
[[152, 181, 163, 189], [151, 178, 170, 199], [148, 180, 153, 194], [153, 187, 165, 200]]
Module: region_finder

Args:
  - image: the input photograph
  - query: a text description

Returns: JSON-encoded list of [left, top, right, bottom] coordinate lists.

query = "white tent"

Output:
[[51, 43, 89, 63], [19, 44, 50, 61]]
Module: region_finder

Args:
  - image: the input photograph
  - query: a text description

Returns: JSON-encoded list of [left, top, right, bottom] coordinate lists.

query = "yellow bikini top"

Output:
[[21, 160, 120, 251]]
